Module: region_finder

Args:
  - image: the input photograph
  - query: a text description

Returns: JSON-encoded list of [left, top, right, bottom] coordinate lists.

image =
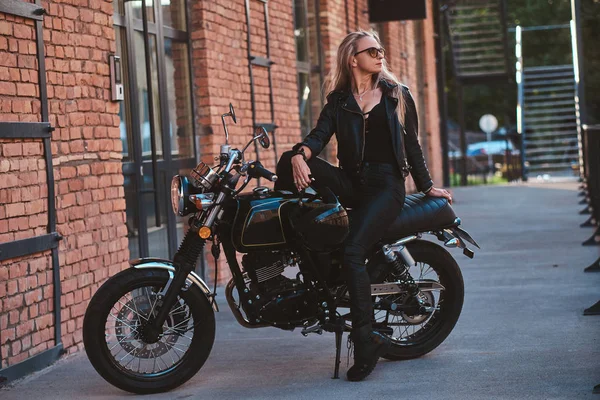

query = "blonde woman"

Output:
[[275, 30, 451, 381]]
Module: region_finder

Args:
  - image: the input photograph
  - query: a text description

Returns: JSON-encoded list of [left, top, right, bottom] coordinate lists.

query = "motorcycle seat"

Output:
[[383, 193, 457, 239]]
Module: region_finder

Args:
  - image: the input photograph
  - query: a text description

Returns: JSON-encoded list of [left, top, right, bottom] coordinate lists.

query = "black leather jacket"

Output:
[[293, 80, 434, 192]]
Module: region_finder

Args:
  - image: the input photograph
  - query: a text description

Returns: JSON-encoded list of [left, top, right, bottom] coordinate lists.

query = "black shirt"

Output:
[[363, 97, 396, 164]]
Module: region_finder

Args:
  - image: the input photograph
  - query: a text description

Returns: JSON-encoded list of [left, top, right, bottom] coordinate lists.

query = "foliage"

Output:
[[508, 0, 572, 67], [443, 0, 599, 130], [450, 173, 509, 186]]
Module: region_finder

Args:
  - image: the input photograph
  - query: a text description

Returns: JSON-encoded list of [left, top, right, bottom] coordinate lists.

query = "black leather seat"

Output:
[[383, 193, 457, 239], [279, 189, 456, 239]]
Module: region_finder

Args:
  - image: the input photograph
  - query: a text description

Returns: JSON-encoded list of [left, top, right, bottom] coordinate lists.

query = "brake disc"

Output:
[[114, 294, 189, 358], [400, 291, 435, 325]]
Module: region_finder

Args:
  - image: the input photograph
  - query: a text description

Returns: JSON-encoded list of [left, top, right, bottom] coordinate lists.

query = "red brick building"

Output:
[[0, 0, 442, 381]]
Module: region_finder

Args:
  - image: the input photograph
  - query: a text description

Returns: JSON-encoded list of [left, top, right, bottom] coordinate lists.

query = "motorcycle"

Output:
[[83, 104, 480, 394]]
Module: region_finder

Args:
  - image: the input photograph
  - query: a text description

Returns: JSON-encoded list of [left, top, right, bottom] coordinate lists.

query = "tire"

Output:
[[83, 268, 215, 394], [373, 239, 464, 361]]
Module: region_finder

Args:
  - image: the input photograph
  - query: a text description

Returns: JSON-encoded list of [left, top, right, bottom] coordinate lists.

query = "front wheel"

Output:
[[83, 268, 215, 394], [372, 239, 464, 360]]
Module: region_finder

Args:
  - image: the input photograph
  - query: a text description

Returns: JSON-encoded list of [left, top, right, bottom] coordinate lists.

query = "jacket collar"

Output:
[[328, 78, 399, 102], [378, 78, 398, 92]]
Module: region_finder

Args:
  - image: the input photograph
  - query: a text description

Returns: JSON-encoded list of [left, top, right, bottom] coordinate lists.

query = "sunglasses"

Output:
[[354, 46, 385, 58]]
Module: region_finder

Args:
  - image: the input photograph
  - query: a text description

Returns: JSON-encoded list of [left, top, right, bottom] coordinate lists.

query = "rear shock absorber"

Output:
[[382, 245, 418, 296]]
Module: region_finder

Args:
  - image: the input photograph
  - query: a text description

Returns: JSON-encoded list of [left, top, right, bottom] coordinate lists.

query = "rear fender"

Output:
[[439, 225, 480, 259], [450, 226, 480, 249], [433, 218, 480, 259], [130, 258, 219, 312]]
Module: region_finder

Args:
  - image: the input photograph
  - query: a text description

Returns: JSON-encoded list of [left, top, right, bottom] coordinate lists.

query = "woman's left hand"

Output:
[[426, 187, 452, 205]]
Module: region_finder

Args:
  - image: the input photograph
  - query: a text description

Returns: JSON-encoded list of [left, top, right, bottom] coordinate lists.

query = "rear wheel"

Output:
[[372, 239, 464, 360], [83, 268, 215, 394]]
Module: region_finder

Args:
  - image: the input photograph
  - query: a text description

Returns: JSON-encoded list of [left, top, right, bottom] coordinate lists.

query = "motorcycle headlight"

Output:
[[171, 175, 215, 217], [171, 175, 184, 216], [171, 175, 197, 216]]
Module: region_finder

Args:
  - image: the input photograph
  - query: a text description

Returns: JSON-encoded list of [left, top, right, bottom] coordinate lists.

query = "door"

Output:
[[113, 0, 197, 260]]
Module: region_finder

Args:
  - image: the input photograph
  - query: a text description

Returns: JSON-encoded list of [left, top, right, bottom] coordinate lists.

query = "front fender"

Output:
[[130, 258, 219, 312]]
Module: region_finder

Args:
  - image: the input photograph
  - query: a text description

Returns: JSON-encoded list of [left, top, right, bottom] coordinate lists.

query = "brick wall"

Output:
[[191, 0, 443, 285], [189, 0, 301, 284], [313, 0, 442, 192], [316, 0, 369, 164], [0, 0, 443, 371], [0, 0, 128, 369], [420, 0, 443, 187], [373, 16, 442, 193]]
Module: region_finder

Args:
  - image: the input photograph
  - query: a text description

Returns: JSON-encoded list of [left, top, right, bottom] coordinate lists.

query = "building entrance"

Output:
[[113, 0, 196, 259]]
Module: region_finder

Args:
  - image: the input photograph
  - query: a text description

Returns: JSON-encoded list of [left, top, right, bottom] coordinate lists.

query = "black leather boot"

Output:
[[346, 324, 392, 381]]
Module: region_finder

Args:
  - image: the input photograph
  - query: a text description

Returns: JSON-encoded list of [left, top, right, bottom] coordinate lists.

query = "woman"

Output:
[[275, 30, 452, 381]]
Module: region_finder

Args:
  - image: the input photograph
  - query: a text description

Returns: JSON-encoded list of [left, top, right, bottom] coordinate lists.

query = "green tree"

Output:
[[444, 0, 580, 133], [508, 0, 572, 67]]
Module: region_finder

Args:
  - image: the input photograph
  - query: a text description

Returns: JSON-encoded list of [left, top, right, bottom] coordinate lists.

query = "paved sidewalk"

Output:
[[2, 182, 599, 399]]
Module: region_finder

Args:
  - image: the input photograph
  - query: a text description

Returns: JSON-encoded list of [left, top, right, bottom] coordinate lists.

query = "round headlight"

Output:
[[170, 175, 184, 215]]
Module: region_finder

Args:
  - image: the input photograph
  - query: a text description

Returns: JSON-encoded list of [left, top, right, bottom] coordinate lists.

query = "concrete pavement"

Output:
[[1, 181, 599, 399]]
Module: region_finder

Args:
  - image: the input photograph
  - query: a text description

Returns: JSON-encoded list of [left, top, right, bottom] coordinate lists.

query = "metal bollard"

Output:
[[581, 125, 600, 246], [580, 127, 600, 320]]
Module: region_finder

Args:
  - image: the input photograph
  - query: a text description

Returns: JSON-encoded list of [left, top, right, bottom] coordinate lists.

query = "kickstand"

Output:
[[332, 323, 344, 379]]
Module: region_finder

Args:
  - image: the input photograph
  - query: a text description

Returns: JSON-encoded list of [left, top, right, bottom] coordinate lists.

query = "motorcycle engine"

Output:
[[241, 251, 318, 326]]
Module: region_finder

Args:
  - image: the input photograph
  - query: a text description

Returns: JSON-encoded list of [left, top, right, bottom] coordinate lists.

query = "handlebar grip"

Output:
[[248, 161, 278, 182]]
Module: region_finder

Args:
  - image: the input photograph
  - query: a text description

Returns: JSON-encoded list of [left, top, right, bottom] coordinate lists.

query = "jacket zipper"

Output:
[[402, 128, 410, 172], [341, 103, 366, 170]]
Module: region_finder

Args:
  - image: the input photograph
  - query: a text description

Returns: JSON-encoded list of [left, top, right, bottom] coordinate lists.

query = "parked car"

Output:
[[466, 140, 517, 156], [448, 139, 521, 178]]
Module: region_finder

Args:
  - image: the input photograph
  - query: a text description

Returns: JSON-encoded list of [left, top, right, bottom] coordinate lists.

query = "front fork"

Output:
[[144, 230, 206, 341], [145, 188, 229, 339]]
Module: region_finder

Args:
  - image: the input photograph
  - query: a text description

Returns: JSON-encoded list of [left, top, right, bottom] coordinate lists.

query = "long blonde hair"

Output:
[[325, 29, 406, 122]]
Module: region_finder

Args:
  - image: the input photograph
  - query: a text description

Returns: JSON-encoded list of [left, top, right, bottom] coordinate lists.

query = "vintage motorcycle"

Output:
[[83, 104, 479, 394]]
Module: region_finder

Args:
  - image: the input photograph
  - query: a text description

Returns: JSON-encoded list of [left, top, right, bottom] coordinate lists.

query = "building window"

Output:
[[370, 22, 386, 46], [113, 0, 197, 260], [294, 0, 324, 140]]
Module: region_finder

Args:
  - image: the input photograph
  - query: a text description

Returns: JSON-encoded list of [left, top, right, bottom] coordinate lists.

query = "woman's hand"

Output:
[[425, 187, 452, 205], [291, 154, 312, 191]]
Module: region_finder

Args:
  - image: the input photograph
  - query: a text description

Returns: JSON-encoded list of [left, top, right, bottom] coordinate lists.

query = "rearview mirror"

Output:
[[221, 103, 237, 145], [229, 103, 236, 124], [256, 126, 270, 149], [240, 126, 271, 154]]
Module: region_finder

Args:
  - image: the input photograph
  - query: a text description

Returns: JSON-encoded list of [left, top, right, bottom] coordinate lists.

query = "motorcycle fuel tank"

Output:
[[229, 189, 299, 253]]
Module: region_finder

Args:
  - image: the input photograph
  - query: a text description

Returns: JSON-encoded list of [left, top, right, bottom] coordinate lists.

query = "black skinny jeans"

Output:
[[275, 151, 406, 329]]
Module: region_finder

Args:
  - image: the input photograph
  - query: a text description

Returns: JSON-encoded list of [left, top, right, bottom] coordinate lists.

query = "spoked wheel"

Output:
[[372, 239, 464, 360], [83, 268, 215, 394]]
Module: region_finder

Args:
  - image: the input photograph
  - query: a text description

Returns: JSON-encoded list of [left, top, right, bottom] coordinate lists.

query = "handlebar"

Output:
[[247, 161, 278, 182]]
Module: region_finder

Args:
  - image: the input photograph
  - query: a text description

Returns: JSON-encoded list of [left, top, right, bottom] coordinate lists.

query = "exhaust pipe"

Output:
[[225, 279, 269, 329]]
